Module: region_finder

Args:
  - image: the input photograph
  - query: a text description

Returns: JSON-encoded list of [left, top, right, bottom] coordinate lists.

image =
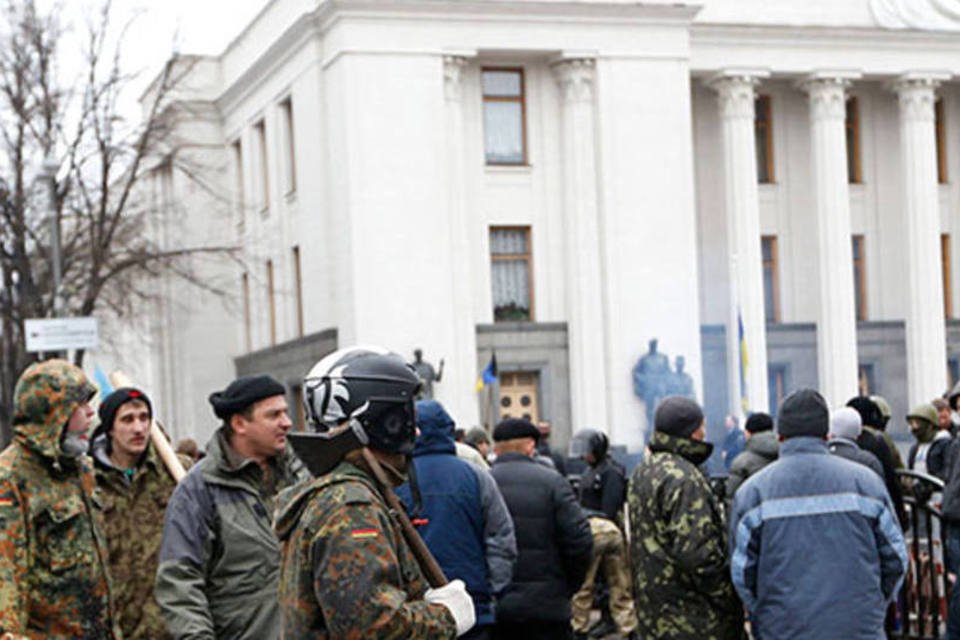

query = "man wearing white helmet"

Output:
[[274, 346, 475, 638]]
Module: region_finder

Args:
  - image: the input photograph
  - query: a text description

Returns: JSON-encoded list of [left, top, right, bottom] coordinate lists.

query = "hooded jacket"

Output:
[[726, 430, 779, 503], [0, 359, 121, 639], [828, 437, 884, 478], [155, 427, 307, 639], [629, 430, 744, 640], [396, 401, 517, 626]]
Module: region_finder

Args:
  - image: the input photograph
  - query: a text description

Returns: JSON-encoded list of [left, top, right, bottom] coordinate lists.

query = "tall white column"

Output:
[[441, 54, 480, 425], [707, 69, 769, 417], [892, 72, 951, 405], [552, 57, 610, 432], [799, 72, 861, 407]]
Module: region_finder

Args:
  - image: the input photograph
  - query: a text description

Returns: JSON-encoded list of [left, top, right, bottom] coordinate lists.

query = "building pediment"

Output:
[[871, 0, 960, 31]]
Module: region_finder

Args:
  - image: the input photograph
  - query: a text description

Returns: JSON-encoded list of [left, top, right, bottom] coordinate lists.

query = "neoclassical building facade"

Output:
[[122, 0, 960, 451]]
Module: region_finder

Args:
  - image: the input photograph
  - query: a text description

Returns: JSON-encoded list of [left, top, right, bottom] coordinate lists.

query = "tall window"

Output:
[[846, 97, 863, 184], [280, 98, 297, 194], [482, 68, 526, 165], [241, 273, 251, 352], [852, 235, 867, 321], [254, 119, 269, 212], [761, 235, 780, 322], [944, 233, 953, 319], [490, 226, 533, 321], [266, 259, 276, 346], [858, 363, 876, 396], [232, 139, 244, 227], [754, 96, 774, 184], [292, 245, 304, 337], [937, 98, 948, 184]]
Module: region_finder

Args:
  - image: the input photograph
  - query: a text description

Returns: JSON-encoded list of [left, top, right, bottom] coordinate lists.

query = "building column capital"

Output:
[[706, 69, 770, 120], [443, 55, 471, 102], [889, 72, 951, 122], [552, 58, 596, 103], [797, 71, 861, 121]]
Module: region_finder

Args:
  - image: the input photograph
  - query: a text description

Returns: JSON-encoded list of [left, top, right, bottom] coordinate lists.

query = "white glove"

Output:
[[424, 578, 476, 637]]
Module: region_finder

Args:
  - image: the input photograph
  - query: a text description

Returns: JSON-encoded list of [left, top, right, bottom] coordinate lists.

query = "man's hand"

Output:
[[424, 579, 475, 636]]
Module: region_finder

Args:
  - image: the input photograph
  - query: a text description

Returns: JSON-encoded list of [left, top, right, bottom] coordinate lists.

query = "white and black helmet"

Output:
[[303, 345, 422, 454]]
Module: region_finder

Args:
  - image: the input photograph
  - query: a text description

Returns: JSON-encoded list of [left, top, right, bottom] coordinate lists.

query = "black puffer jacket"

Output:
[[491, 452, 592, 623]]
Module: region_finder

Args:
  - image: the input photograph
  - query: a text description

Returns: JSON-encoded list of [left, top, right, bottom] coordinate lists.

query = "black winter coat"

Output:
[[491, 452, 593, 623], [578, 456, 626, 522]]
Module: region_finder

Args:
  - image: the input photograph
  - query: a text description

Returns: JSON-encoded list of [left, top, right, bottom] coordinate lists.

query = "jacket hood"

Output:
[[413, 400, 456, 456], [745, 430, 779, 461], [13, 359, 96, 461], [648, 430, 714, 466]]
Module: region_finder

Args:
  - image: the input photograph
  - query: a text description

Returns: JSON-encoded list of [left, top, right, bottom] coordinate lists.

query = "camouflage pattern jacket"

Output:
[[93, 433, 188, 639], [275, 460, 457, 639], [0, 360, 121, 639], [628, 431, 744, 640]]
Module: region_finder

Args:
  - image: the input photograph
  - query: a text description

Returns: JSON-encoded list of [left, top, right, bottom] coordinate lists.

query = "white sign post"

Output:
[[24, 317, 99, 352]]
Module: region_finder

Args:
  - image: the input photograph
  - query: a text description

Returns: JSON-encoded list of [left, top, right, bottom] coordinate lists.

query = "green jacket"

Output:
[[628, 431, 744, 640], [275, 460, 457, 639], [155, 428, 308, 639], [0, 359, 121, 639], [94, 433, 189, 640]]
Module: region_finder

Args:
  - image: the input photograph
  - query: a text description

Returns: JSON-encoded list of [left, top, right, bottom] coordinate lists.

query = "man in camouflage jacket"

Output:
[[276, 346, 472, 638], [92, 387, 188, 639], [628, 396, 744, 640], [0, 359, 121, 638]]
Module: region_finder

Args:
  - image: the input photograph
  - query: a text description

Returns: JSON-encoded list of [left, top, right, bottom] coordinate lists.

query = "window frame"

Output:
[[292, 245, 304, 337], [761, 235, 781, 323], [254, 119, 270, 213], [846, 97, 863, 184], [944, 233, 953, 319], [489, 225, 535, 322], [231, 138, 244, 228], [481, 67, 528, 167], [852, 234, 867, 321], [754, 95, 775, 184], [242, 272, 252, 352], [280, 97, 297, 195], [266, 259, 277, 346]]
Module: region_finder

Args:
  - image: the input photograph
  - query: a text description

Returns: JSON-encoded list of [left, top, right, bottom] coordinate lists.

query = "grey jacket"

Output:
[[726, 431, 779, 503], [828, 438, 884, 479], [154, 428, 308, 639]]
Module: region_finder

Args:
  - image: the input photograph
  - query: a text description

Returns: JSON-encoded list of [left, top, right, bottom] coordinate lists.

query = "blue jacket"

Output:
[[397, 401, 516, 626], [729, 437, 908, 640]]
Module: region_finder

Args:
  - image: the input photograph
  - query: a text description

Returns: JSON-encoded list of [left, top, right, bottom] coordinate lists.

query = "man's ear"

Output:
[[230, 413, 246, 436]]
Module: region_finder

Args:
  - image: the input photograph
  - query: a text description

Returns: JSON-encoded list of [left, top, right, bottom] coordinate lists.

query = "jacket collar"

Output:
[[780, 436, 829, 456], [648, 430, 714, 466], [494, 451, 535, 465]]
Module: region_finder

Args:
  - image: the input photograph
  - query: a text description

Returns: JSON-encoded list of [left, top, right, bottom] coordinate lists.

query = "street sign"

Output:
[[24, 317, 99, 352]]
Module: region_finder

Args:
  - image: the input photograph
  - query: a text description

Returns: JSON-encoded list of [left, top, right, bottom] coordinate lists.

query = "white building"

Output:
[[127, 0, 960, 452]]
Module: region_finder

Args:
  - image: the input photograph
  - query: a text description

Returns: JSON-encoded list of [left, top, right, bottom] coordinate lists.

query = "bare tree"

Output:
[[0, 0, 235, 443]]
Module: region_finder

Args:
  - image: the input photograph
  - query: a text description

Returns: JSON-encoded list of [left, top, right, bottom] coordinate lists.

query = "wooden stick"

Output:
[[360, 447, 448, 588], [108, 371, 187, 483]]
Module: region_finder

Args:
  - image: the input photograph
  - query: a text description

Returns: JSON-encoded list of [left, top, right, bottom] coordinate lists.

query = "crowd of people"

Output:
[[0, 348, 954, 638]]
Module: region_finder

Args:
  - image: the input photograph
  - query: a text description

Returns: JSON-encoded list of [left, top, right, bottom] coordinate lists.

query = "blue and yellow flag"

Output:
[[475, 353, 498, 392], [738, 310, 749, 413]]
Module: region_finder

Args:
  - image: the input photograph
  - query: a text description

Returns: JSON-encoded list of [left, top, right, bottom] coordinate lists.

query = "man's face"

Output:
[[67, 401, 95, 434], [476, 441, 490, 457], [690, 422, 706, 442], [233, 395, 292, 460], [111, 400, 151, 459], [938, 406, 951, 429]]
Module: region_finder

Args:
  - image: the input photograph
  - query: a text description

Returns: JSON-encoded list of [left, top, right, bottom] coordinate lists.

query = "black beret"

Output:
[[97, 387, 152, 434], [745, 412, 774, 434], [778, 388, 829, 438], [493, 417, 540, 442], [655, 396, 704, 438], [209, 375, 285, 420]]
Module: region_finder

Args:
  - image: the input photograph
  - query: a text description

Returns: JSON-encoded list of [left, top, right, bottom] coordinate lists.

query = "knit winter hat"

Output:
[[98, 387, 152, 434], [745, 412, 774, 434], [830, 407, 862, 441], [777, 389, 829, 439], [209, 375, 286, 420], [654, 396, 704, 438]]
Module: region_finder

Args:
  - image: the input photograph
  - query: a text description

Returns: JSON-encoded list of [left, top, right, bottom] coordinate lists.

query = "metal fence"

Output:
[[894, 469, 949, 640]]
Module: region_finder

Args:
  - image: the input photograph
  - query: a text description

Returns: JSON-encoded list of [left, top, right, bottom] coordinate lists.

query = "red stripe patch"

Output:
[[0, 498, 13, 508], [351, 528, 378, 539]]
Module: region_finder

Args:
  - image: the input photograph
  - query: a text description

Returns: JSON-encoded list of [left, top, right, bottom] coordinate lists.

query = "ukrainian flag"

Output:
[[475, 353, 498, 392], [738, 310, 749, 413]]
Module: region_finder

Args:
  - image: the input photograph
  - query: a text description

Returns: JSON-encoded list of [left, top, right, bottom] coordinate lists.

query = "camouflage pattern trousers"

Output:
[[571, 516, 638, 635]]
